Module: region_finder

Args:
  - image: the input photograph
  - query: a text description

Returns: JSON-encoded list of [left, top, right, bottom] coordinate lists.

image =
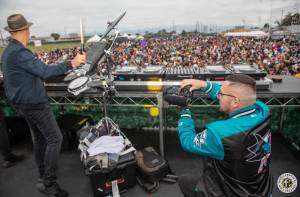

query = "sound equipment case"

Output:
[[86, 151, 137, 197]]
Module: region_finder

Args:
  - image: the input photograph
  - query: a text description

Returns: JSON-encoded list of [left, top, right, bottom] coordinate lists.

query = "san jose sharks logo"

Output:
[[246, 130, 271, 173], [194, 129, 207, 146]]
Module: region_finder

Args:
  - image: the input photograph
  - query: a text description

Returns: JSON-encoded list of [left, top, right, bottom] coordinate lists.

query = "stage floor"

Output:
[[0, 130, 299, 197]]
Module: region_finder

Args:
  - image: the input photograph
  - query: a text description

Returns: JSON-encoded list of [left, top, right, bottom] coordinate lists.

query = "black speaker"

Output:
[[5, 116, 30, 145], [56, 113, 90, 150]]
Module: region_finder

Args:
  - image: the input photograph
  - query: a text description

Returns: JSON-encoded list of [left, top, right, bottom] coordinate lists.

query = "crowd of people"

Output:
[[34, 47, 80, 65], [35, 35, 300, 76]]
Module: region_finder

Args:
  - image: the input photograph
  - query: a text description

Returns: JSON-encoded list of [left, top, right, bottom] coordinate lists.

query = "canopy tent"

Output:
[[86, 34, 101, 43], [118, 33, 143, 41], [224, 31, 268, 38], [136, 35, 144, 40], [116, 33, 130, 42], [128, 35, 137, 40]]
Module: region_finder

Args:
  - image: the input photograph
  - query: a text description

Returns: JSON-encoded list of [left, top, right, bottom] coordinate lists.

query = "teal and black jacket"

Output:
[[178, 82, 273, 197]]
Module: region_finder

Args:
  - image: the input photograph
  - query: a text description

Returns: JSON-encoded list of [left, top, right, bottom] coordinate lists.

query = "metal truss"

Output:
[[260, 97, 300, 108], [189, 97, 300, 108], [48, 95, 159, 107], [48, 95, 300, 108]]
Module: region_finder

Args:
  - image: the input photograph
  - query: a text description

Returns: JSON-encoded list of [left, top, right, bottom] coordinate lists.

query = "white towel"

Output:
[[87, 136, 124, 156]]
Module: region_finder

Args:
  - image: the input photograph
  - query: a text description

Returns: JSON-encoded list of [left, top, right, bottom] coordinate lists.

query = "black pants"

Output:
[[179, 174, 271, 197], [15, 105, 62, 186], [178, 175, 205, 197], [0, 109, 12, 160]]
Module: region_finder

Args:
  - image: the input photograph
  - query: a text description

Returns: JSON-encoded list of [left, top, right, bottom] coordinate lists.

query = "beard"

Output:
[[219, 105, 230, 114]]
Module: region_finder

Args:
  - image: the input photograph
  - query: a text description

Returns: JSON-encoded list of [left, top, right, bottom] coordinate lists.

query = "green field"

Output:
[[0, 41, 82, 57], [0, 47, 4, 56]]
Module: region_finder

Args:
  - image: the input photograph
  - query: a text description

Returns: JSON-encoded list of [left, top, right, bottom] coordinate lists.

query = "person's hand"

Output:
[[180, 79, 206, 91], [71, 52, 86, 68]]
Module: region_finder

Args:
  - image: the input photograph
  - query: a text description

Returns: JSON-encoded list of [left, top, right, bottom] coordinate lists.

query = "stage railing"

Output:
[[46, 91, 300, 157]]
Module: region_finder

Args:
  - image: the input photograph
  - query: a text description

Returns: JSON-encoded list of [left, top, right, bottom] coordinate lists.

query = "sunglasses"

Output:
[[217, 91, 237, 99]]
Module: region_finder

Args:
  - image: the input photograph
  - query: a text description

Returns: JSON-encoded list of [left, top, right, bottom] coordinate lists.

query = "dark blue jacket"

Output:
[[1, 39, 72, 106]]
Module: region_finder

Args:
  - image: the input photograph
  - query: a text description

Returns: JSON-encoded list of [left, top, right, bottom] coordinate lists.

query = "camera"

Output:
[[163, 85, 193, 107]]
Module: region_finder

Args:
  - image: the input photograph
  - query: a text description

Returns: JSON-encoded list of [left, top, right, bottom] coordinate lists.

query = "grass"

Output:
[[0, 47, 4, 56], [0, 41, 82, 57]]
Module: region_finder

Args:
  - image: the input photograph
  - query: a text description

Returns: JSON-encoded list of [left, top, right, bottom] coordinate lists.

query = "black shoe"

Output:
[[36, 178, 46, 193], [37, 182, 69, 197]]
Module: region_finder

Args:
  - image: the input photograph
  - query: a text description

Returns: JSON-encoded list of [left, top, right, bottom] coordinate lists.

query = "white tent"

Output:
[[224, 31, 268, 38], [117, 33, 130, 40], [122, 33, 129, 38], [136, 35, 144, 40], [128, 35, 136, 40], [86, 34, 101, 43]]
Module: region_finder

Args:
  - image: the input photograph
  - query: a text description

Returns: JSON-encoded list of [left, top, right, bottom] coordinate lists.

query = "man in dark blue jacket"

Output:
[[1, 14, 86, 197], [178, 74, 273, 197]]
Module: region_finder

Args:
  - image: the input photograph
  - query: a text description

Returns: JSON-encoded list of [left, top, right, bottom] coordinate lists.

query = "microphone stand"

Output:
[[100, 28, 119, 134]]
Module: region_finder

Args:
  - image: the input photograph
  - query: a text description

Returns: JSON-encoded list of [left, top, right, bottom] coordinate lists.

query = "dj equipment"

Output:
[[113, 78, 273, 91], [163, 65, 233, 81], [43, 77, 273, 94], [113, 64, 267, 82], [164, 67, 202, 80], [113, 66, 137, 81], [113, 65, 164, 81], [201, 65, 232, 81], [135, 66, 164, 81], [230, 64, 267, 80]]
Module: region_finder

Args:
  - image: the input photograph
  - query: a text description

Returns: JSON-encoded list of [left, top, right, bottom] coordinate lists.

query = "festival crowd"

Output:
[[35, 35, 300, 76]]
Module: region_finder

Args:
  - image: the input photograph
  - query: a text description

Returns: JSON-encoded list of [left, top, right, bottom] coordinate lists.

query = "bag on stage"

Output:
[[78, 117, 136, 197], [135, 146, 178, 193]]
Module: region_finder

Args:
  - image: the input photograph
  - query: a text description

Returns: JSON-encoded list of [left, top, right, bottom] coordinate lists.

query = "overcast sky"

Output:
[[0, 0, 299, 37]]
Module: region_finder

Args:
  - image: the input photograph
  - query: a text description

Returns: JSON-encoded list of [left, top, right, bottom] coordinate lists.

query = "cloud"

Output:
[[0, 0, 298, 37]]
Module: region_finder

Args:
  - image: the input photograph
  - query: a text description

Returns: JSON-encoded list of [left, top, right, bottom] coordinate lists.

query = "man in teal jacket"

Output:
[[178, 74, 273, 197]]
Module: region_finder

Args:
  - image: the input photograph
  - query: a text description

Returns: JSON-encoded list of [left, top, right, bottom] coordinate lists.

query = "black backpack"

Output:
[[135, 147, 178, 193]]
